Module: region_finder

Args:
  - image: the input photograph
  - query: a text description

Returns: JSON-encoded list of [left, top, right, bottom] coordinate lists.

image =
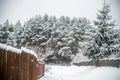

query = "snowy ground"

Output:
[[39, 65, 120, 80]]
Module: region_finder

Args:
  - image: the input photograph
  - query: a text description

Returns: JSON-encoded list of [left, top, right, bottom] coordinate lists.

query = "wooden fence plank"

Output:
[[73, 59, 120, 67], [0, 46, 45, 80]]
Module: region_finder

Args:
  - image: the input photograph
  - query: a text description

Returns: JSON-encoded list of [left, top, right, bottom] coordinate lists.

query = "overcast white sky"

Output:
[[0, 0, 120, 28]]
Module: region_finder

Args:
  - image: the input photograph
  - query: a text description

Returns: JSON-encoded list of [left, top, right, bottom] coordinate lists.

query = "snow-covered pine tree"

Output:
[[84, 1, 120, 60], [23, 16, 45, 47], [7, 23, 14, 46], [0, 20, 10, 44], [13, 20, 23, 48]]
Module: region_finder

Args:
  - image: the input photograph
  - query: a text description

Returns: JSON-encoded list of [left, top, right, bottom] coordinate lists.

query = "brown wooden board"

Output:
[[0, 47, 45, 80]]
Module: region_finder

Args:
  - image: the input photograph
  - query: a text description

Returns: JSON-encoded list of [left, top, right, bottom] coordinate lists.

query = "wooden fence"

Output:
[[73, 59, 120, 68], [0, 45, 45, 80]]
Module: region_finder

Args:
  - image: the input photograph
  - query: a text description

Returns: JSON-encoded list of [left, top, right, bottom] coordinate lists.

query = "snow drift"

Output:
[[39, 65, 120, 80]]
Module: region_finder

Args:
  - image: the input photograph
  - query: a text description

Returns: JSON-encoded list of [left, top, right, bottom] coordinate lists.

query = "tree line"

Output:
[[0, 2, 120, 65]]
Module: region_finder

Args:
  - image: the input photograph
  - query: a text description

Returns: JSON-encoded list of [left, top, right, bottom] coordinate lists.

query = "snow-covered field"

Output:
[[39, 65, 120, 80]]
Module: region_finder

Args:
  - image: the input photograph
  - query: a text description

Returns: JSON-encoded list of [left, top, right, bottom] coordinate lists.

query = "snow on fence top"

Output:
[[0, 43, 37, 58], [0, 43, 21, 53], [21, 47, 37, 58]]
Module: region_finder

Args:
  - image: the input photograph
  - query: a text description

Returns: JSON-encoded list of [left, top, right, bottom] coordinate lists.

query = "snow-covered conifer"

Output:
[[84, 1, 120, 60]]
